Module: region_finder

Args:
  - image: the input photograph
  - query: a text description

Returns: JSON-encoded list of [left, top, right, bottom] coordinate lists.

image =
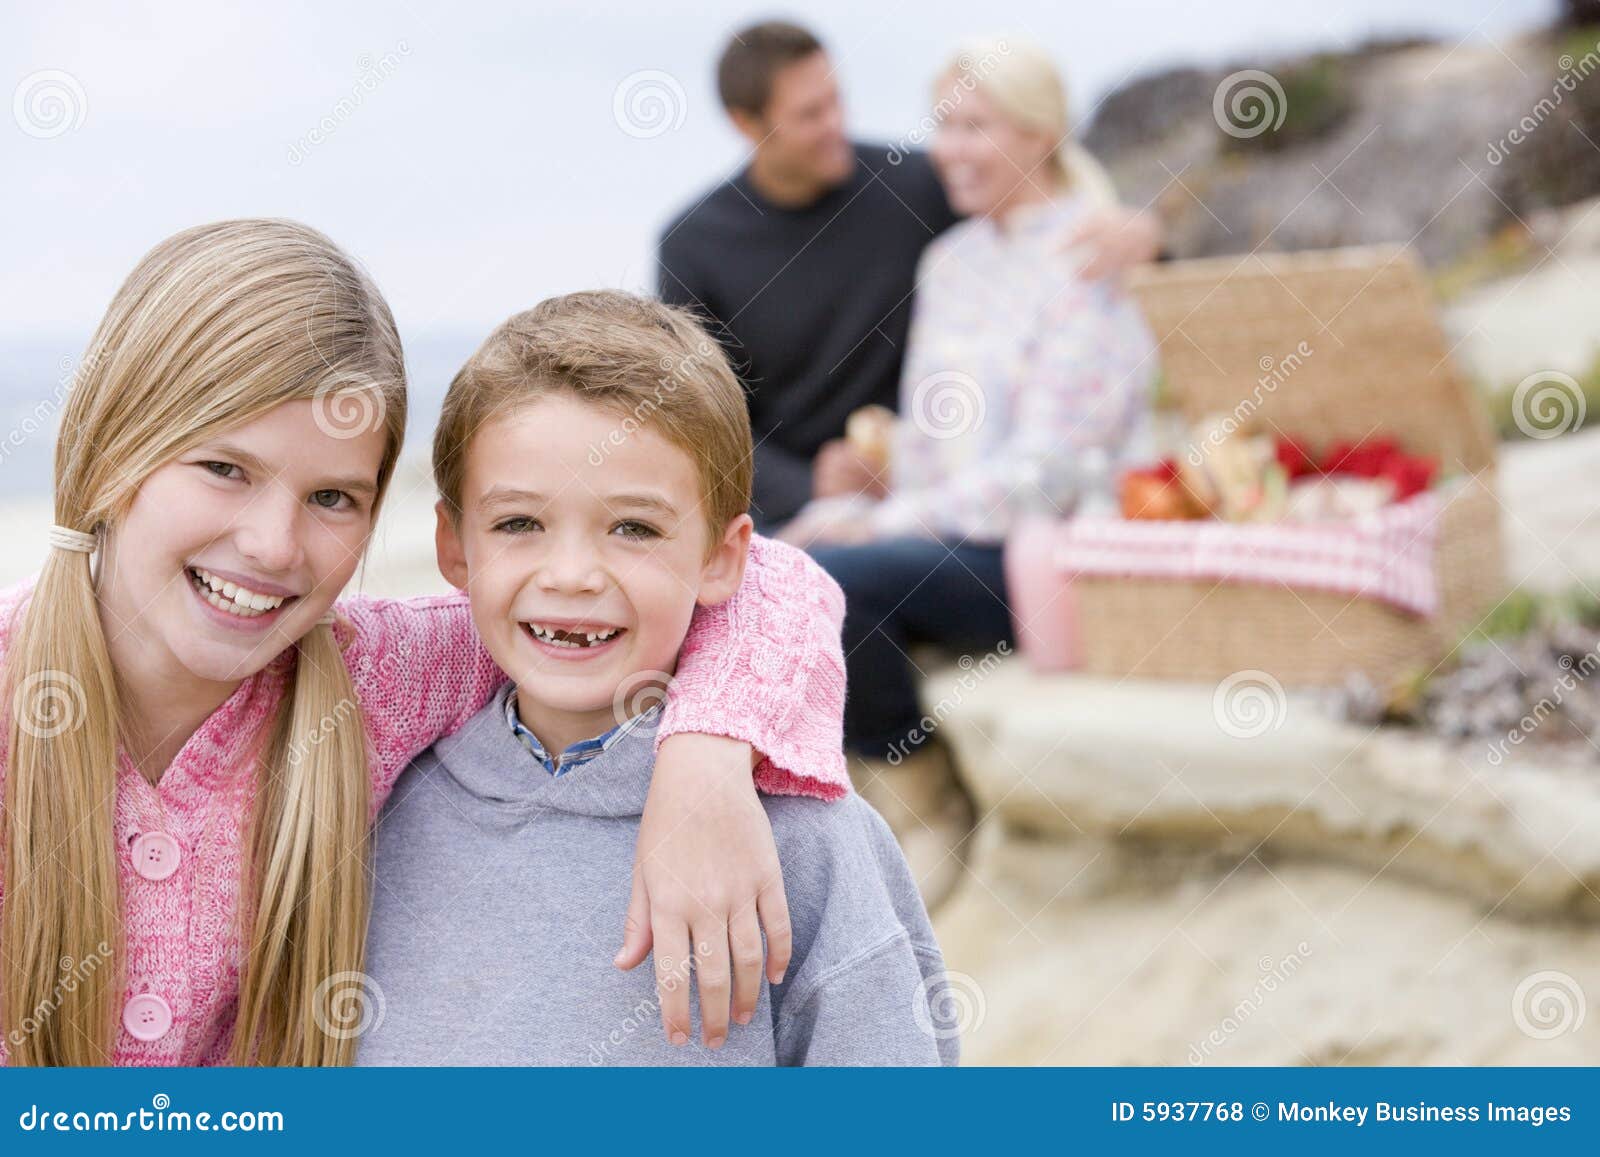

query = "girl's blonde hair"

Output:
[[2, 219, 406, 1065], [938, 38, 1119, 208]]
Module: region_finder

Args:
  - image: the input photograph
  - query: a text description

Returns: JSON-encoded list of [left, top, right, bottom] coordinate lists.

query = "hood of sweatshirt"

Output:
[[426, 681, 656, 819]]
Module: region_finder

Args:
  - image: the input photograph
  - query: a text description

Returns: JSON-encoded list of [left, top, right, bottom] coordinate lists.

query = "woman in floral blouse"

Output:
[[783, 39, 1159, 898]]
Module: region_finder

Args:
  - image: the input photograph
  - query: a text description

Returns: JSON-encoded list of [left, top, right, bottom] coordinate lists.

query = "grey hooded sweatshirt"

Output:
[[357, 683, 959, 1066]]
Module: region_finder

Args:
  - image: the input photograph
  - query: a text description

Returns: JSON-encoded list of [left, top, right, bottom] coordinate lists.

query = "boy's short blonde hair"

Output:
[[434, 291, 753, 543]]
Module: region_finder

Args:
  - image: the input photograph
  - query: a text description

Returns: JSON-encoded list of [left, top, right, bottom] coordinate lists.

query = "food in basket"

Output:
[[1119, 461, 1209, 520], [1320, 437, 1436, 500], [1282, 476, 1394, 521], [1122, 426, 1439, 524], [1177, 415, 1288, 522]]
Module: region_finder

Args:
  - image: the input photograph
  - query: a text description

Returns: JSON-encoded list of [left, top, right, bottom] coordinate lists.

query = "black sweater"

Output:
[[658, 143, 959, 526]]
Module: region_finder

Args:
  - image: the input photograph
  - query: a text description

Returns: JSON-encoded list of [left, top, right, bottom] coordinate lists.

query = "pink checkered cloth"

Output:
[[1050, 489, 1444, 616]]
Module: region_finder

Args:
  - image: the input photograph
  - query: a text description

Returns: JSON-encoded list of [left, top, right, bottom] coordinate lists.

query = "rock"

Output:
[[934, 833, 1600, 1064], [919, 660, 1600, 917], [1084, 35, 1565, 266]]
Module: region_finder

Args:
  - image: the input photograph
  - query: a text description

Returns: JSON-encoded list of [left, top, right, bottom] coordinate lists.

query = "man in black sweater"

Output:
[[658, 21, 1158, 528]]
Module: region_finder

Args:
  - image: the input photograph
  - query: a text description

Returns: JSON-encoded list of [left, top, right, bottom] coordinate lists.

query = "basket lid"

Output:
[[1126, 245, 1497, 473]]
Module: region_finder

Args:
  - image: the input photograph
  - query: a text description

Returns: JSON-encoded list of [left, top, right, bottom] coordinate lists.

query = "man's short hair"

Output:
[[716, 21, 824, 116]]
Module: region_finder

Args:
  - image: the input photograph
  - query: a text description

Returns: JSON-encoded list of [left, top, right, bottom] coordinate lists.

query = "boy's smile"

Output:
[[520, 616, 627, 659], [436, 394, 749, 756]]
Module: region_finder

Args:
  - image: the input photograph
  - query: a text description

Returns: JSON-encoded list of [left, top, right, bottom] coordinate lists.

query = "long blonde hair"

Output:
[[938, 37, 1119, 208], [1, 219, 406, 1065]]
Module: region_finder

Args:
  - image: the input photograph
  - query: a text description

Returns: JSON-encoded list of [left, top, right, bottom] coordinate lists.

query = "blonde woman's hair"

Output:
[[938, 38, 1119, 208], [433, 290, 752, 546], [2, 219, 406, 1066]]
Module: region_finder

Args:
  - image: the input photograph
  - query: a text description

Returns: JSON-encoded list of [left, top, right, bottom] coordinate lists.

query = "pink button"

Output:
[[122, 993, 173, 1041], [131, 831, 181, 881]]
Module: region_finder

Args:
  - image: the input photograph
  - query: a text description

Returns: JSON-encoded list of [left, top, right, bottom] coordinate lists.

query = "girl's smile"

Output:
[[185, 563, 301, 631]]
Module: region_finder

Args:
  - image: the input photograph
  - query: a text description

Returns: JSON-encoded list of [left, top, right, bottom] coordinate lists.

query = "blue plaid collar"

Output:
[[504, 689, 661, 777]]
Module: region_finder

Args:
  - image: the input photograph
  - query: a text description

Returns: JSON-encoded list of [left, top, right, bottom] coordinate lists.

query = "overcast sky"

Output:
[[3, 0, 1553, 344]]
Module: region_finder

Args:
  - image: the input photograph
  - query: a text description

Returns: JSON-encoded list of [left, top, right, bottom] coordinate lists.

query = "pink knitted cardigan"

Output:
[[0, 535, 848, 1065]]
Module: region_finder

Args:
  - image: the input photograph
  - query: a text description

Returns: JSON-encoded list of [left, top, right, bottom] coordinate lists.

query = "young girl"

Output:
[[0, 219, 850, 1066]]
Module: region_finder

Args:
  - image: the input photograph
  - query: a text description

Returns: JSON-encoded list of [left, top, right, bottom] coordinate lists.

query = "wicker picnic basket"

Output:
[[1069, 245, 1506, 686]]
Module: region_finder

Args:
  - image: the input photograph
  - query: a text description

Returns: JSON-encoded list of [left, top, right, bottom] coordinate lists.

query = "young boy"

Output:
[[357, 291, 958, 1066]]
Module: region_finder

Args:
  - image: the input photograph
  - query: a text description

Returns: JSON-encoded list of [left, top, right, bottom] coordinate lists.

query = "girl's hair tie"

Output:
[[48, 525, 98, 554], [318, 609, 337, 626]]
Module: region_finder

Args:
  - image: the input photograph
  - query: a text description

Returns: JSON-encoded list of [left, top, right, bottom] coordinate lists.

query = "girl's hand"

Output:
[[614, 733, 792, 1049]]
